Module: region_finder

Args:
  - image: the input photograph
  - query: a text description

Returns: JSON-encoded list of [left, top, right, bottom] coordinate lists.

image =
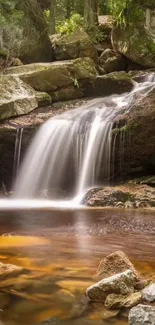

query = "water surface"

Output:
[[0, 208, 154, 325]]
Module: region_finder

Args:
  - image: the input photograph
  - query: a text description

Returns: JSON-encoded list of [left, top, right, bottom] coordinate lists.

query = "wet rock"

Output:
[[128, 304, 155, 325], [141, 283, 155, 302], [100, 49, 115, 61], [96, 251, 139, 281], [86, 270, 136, 302], [51, 29, 98, 63], [0, 75, 38, 120], [105, 292, 141, 309], [83, 184, 155, 209], [93, 72, 134, 96], [100, 309, 120, 319], [35, 92, 52, 107], [0, 293, 11, 309], [69, 295, 89, 318]]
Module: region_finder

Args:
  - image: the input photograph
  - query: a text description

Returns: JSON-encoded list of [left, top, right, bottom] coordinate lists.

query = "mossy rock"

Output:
[[112, 2, 155, 67]]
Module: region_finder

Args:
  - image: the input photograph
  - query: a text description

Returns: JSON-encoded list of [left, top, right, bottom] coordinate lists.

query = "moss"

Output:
[[112, 124, 128, 134]]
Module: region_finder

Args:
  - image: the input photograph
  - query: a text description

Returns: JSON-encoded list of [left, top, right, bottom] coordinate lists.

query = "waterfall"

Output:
[[13, 128, 23, 180], [13, 74, 155, 200]]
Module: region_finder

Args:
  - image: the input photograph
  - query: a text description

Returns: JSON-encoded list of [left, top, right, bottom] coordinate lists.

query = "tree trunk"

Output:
[[66, 0, 73, 18], [19, 0, 53, 62], [49, 0, 57, 34], [84, 0, 98, 29]]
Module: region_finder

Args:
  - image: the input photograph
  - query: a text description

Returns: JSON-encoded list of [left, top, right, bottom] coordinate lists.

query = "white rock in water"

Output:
[[142, 283, 155, 302], [86, 269, 136, 302], [129, 304, 155, 325]]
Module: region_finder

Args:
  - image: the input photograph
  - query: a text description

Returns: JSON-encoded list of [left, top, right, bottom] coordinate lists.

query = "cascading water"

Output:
[[12, 73, 155, 204], [13, 128, 23, 180]]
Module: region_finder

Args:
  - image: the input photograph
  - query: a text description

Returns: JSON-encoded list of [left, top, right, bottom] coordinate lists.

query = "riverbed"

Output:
[[0, 208, 154, 325]]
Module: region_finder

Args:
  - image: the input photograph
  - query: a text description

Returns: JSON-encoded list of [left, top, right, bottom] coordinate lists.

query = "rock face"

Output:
[[142, 283, 155, 302], [112, 1, 155, 67], [114, 85, 155, 179], [51, 29, 98, 62], [96, 251, 139, 281], [86, 270, 136, 302], [83, 184, 155, 208], [129, 304, 155, 325], [0, 75, 38, 119]]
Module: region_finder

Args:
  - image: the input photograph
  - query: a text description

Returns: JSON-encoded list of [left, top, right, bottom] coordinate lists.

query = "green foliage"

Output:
[[56, 12, 83, 34], [86, 25, 106, 43]]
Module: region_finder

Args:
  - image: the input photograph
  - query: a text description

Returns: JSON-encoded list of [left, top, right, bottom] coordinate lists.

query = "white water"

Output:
[[13, 128, 23, 180], [10, 72, 155, 206]]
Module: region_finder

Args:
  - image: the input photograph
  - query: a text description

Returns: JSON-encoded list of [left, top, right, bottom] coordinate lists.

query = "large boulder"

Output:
[[112, 1, 155, 67], [50, 29, 98, 62], [4, 58, 98, 100], [129, 304, 155, 325]]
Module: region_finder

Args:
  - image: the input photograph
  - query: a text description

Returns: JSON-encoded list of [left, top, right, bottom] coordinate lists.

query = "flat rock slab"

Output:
[[129, 304, 155, 325], [86, 270, 136, 302], [105, 292, 141, 309]]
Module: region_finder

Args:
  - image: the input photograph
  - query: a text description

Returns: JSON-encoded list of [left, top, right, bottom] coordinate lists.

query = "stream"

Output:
[[0, 208, 154, 325]]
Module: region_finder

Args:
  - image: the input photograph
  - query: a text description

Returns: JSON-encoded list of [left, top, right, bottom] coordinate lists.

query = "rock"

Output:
[[86, 270, 136, 302], [35, 92, 52, 107], [100, 49, 115, 61], [142, 283, 155, 302], [103, 55, 126, 73], [111, 2, 155, 67], [83, 184, 155, 209], [0, 262, 26, 279], [0, 75, 38, 119], [105, 292, 141, 309], [129, 304, 155, 325], [98, 16, 115, 36], [96, 251, 139, 280], [9, 58, 23, 67], [69, 295, 89, 318], [114, 86, 155, 179], [51, 29, 98, 62], [4, 58, 97, 98], [100, 309, 120, 319], [93, 72, 134, 96]]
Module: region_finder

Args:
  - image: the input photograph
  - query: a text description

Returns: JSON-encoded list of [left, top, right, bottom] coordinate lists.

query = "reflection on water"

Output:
[[0, 208, 154, 325]]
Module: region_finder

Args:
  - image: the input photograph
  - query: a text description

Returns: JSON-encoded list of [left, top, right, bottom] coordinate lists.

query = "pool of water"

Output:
[[0, 208, 154, 325]]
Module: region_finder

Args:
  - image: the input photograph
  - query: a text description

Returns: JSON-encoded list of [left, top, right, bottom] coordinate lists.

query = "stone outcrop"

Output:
[[112, 1, 155, 67], [129, 304, 155, 325], [86, 270, 136, 302], [51, 29, 98, 62], [114, 84, 155, 179]]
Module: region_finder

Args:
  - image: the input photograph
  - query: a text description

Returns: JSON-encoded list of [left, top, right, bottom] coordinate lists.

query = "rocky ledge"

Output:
[[83, 183, 155, 208]]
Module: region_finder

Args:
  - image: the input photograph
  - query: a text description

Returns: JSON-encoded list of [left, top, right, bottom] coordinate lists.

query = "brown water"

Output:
[[0, 208, 155, 325]]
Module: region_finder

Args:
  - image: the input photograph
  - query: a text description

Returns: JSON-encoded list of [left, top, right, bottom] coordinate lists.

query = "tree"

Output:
[[49, 0, 57, 34], [84, 0, 98, 30]]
